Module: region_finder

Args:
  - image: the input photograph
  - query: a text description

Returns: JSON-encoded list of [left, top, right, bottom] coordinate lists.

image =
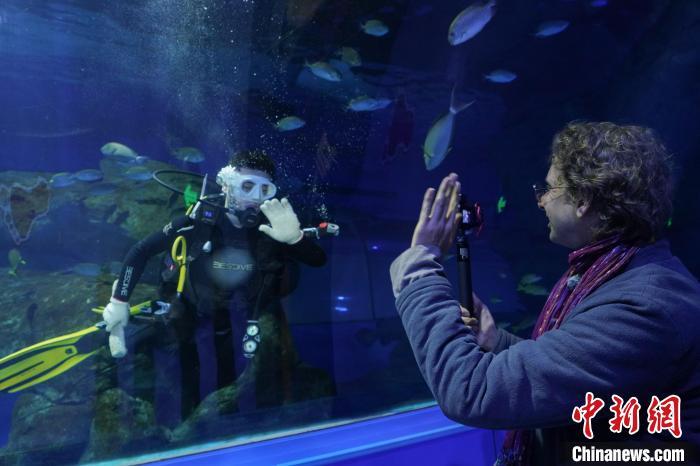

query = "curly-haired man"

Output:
[[390, 122, 700, 465]]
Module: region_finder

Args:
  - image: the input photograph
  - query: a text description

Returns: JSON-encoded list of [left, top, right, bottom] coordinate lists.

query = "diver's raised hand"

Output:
[[460, 293, 498, 352], [410, 173, 462, 255], [259, 198, 304, 244]]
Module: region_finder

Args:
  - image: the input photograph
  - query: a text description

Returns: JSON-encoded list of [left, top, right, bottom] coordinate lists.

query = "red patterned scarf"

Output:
[[496, 234, 640, 465]]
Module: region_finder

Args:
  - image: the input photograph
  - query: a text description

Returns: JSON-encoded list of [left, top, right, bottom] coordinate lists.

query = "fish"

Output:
[[8, 248, 26, 276], [347, 96, 392, 112], [361, 19, 389, 37], [305, 61, 341, 82], [484, 69, 517, 83], [490, 297, 503, 304], [74, 169, 104, 182], [67, 263, 102, 277], [124, 166, 153, 181], [335, 47, 362, 67], [448, 0, 496, 46], [50, 172, 75, 188], [171, 147, 205, 164], [534, 20, 569, 38], [519, 273, 543, 285], [275, 116, 306, 132], [423, 88, 475, 171], [100, 142, 141, 162], [517, 284, 549, 296]]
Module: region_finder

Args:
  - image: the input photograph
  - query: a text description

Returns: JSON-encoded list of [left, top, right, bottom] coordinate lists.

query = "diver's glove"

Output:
[[103, 280, 130, 358], [258, 198, 304, 244]]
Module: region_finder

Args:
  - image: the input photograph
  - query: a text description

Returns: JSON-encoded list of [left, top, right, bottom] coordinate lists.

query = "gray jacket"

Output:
[[391, 240, 700, 463]]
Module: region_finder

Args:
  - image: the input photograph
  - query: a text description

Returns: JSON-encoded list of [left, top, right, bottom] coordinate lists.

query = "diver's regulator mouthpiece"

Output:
[[237, 207, 261, 228]]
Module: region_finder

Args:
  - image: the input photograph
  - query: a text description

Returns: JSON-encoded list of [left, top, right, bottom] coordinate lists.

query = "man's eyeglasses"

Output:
[[532, 183, 569, 203]]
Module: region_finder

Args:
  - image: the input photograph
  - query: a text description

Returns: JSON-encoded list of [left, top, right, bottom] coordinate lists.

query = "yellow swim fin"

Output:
[[0, 300, 153, 393]]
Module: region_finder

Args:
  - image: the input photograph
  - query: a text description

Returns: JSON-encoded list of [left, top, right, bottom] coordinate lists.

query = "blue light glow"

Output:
[[334, 306, 349, 312]]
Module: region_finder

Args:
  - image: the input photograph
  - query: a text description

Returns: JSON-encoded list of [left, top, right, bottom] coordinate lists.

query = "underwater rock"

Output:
[[170, 314, 335, 444], [0, 391, 94, 466], [170, 372, 334, 446], [0, 178, 50, 245], [80, 388, 170, 463]]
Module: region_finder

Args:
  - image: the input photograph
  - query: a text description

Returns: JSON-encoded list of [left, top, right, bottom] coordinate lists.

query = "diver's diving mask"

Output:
[[216, 166, 277, 207], [216, 166, 277, 227]]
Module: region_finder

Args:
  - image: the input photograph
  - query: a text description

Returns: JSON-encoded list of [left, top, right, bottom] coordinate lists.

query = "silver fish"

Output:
[[361, 19, 389, 37], [517, 284, 549, 296], [423, 89, 474, 171], [305, 61, 341, 82], [448, 0, 496, 46], [275, 116, 306, 131], [347, 96, 392, 112], [484, 69, 517, 83], [534, 20, 569, 38], [8, 248, 26, 276], [100, 142, 140, 163], [519, 273, 543, 285], [335, 47, 362, 67], [50, 172, 75, 188]]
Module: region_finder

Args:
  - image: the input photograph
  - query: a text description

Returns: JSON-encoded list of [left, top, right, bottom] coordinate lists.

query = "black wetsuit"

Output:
[[113, 212, 326, 419]]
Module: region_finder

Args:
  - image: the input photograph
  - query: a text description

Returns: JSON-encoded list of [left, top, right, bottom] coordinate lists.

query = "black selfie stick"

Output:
[[456, 196, 483, 312]]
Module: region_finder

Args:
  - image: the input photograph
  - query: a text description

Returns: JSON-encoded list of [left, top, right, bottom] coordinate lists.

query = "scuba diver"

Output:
[[102, 149, 328, 419]]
